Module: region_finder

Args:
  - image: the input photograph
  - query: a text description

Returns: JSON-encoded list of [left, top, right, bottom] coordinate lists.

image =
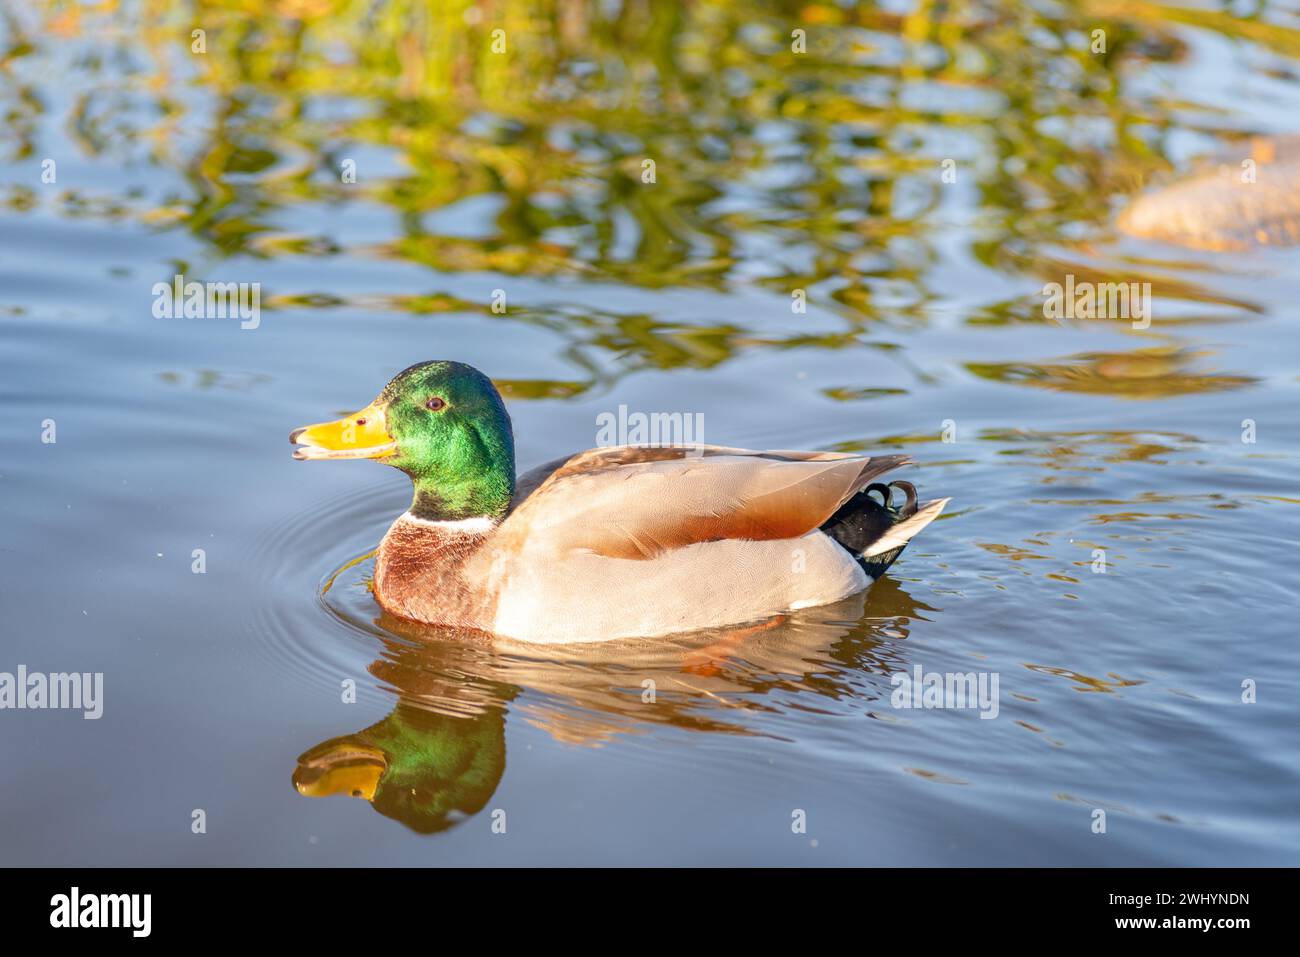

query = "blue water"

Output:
[[1, 0, 1298, 864]]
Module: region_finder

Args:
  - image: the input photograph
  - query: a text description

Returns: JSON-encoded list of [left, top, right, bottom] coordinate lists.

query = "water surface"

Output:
[[2, 0, 1298, 865]]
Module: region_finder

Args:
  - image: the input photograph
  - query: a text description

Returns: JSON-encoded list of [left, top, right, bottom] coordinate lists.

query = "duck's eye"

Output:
[[425, 397, 446, 412]]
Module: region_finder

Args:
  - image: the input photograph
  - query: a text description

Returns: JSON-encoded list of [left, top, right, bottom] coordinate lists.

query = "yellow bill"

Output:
[[292, 742, 387, 801], [290, 402, 396, 460]]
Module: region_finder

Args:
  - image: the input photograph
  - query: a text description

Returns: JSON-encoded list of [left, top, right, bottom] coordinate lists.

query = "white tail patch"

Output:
[[863, 498, 950, 557]]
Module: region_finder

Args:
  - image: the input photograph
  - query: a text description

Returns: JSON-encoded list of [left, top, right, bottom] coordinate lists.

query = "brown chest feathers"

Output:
[[372, 516, 499, 632]]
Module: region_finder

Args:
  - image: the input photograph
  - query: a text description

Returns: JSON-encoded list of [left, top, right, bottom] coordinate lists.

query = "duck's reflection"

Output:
[[293, 700, 509, 834], [293, 576, 937, 833]]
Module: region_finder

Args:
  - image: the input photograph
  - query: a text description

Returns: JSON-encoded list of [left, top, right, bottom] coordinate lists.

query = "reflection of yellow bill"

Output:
[[292, 742, 386, 800], [290, 402, 396, 460]]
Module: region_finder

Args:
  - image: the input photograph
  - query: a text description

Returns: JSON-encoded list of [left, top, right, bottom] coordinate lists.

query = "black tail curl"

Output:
[[821, 480, 919, 578]]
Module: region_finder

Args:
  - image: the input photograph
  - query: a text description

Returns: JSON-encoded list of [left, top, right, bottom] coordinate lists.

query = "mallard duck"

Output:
[[291, 361, 949, 643]]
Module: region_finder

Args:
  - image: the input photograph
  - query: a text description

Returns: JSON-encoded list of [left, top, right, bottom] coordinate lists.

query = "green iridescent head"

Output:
[[291, 360, 516, 520]]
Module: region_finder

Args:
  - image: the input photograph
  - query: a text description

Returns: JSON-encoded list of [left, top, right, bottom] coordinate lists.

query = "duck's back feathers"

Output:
[[500, 445, 912, 561], [378, 444, 946, 642]]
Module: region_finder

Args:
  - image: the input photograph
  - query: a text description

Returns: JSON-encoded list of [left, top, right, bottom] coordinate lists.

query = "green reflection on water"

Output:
[[7, 0, 1298, 334]]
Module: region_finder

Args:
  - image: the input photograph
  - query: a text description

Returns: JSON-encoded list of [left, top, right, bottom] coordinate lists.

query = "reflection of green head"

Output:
[[294, 702, 506, 834]]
